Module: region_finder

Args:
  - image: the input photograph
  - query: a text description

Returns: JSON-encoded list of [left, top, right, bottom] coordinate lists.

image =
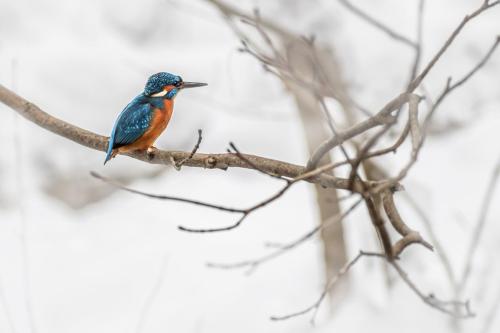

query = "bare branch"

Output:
[[3, 0, 496, 323], [390, 260, 474, 318], [0, 84, 365, 191], [459, 154, 500, 290], [425, 36, 500, 123], [363, 120, 411, 159], [407, 0, 500, 92], [407, 0, 426, 84], [382, 190, 434, 257], [447, 36, 500, 91], [372, 94, 424, 192], [306, 92, 415, 171], [306, 2, 499, 173], [172, 129, 203, 170], [364, 196, 394, 258], [271, 250, 473, 322], [90, 172, 245, 213], [178, 182, 293, 233], [199, 0, 496, 322], [92, 161, 366, 233], [207, 198, 363, 272], [402, 192, 457, 288], [205, 0, 295, 40], [228, 142, 289, 182], [270, 250, 369, 323], [338, 0, 417, 49]]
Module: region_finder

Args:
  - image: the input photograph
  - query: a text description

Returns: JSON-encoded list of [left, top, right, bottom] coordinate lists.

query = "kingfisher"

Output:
[[104, 72, 207, 164]]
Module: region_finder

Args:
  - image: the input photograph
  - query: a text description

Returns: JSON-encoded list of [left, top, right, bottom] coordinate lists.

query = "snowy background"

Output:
[[0, 0, 499, 332]]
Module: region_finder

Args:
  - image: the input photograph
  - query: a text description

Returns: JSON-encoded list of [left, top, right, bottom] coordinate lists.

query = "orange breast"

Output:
[[117, 99, 174, 152]]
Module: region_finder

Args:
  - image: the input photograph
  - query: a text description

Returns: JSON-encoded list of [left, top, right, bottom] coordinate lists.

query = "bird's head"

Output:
[[144, 72, 207, 99]]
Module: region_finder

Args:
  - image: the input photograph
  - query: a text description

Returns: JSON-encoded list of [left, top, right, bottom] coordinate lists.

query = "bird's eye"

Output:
[[175, 81, 182, 87]]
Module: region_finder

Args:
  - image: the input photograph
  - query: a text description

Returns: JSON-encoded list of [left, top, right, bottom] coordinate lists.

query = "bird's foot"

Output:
[[146, 147, 156, 161]]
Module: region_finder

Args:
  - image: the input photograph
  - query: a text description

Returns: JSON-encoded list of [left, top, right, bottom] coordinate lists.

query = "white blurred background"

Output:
[[0, 0, 499, 332]]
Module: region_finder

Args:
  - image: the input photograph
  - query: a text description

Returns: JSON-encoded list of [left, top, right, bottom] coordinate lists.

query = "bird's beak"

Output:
[[182, 82, 208, 89]]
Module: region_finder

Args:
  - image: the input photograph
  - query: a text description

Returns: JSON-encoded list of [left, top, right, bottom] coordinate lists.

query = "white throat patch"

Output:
[[151, 90, 168, 97]]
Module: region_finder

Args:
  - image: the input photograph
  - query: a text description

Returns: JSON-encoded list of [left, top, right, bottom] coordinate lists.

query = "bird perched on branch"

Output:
[[104, 72, 207, 164]]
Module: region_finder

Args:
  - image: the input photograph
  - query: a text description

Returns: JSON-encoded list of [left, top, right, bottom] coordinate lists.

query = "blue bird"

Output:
[[104, 72, 207, 164]]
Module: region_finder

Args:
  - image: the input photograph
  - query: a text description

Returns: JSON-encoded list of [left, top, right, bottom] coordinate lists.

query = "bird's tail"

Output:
[[104, 143, 114, 165]]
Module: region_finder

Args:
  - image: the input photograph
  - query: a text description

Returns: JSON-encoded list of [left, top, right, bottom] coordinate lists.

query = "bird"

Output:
[[104, 72, 207, 164]]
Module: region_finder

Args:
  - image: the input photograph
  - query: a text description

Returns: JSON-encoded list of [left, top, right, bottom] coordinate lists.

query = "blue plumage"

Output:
[[104, 72, 207, 165], [144, 72, 182, 95], [104, 94, 153, 164]]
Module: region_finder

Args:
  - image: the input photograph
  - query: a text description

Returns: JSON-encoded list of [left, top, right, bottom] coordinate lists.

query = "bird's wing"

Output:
[[110, 95, 154, 148]]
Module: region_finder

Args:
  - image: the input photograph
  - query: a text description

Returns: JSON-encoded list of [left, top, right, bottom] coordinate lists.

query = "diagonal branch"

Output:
[[207, 198, 363, 273], [338, 0, 418, 49], [0, 83, 369, 192], [92, 157, 366, 233], [270, 250, 368, 324], [90, 172, 245, 213], [407, 0, 500, 92], [459, 154, 500, 290], [407, 0, 426, 84], [307, 1, 499, 171], [425, 36, 500, 123], [172, 129, 203, 170], [306, 92, 414, 170], [271, 250, 474, 323]]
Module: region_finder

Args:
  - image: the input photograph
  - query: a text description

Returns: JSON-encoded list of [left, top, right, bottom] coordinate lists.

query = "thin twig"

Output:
[[90, 172, 245, 213], [446, 35, 500, 91], [373, 36, 500, 193], [459, 154, 500, 290], [180, 155, 362, 232], [0, 83, 368, 192], [307, 1, 499, 172], [370, 36, 500, 194], [407, 0, 425, 84], [201, 0, 494, 322], [306, 92, 414, 171], [270, 250, 369, 323], [425, 36, 500, 124], [207, 198, 363, 272], [271, 250, 473, 322], [92, 162, 358, 233], [228, 142, 289, 182], [338, 0, 418, 48], [372, 94, 423, 192], [407, 0, 500, 92], [390, 260, 474, 318], [173, 129, 203, 170], [402, 192, 457, 288]]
